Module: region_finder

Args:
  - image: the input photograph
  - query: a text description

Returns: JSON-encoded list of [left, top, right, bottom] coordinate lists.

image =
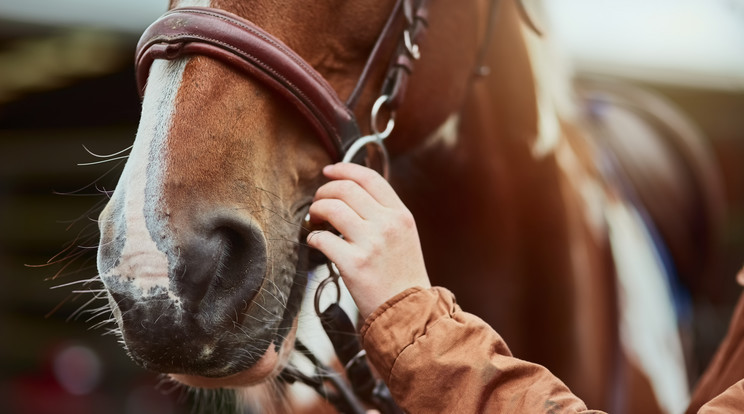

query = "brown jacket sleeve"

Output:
[[698, 378, 744, 413], [360, 287, 605, 413], [686, 270, 744, 413]]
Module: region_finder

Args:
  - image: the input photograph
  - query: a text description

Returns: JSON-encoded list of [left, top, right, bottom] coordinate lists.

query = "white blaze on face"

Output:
[[101, 59, 188, 298]]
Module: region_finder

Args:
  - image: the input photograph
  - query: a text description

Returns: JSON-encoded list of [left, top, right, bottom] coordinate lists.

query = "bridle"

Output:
[[135, 1, 430, 412], [134, 0, 499, 412], [136, 0, 433, 179]]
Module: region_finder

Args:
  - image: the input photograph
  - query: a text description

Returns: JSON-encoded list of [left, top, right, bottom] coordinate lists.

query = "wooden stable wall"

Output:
[[0, 21, 743, 414]]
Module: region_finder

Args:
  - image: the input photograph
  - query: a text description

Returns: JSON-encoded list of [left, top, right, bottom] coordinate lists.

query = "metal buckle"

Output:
[[403, 30, 421, 60], [343, 95, 394, 179], [314, 261, 342, 316]]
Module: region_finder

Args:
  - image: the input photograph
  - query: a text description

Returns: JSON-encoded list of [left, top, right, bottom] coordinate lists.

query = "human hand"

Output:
[[306, 163, 431, 319]]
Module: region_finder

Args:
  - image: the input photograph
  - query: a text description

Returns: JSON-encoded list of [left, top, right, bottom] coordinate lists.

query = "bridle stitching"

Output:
[[170, 8, 341, 99], [141, 32, 345, 148]]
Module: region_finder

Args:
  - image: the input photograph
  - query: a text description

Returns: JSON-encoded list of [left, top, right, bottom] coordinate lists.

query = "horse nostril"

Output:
[[174, 218, 267, 313]]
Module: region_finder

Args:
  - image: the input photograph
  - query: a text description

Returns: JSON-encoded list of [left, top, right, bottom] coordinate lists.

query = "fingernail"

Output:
[[307, 230, 319, 243]]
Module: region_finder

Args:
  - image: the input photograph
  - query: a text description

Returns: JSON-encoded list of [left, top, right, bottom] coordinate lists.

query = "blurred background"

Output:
[[0, 0, 742, 413]]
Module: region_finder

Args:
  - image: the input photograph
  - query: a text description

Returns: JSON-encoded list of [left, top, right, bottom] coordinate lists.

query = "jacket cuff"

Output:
[[360, 286, 456, 382]]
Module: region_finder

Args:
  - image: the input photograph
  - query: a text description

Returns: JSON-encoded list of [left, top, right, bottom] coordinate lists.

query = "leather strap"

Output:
[[319, 302, 403, 413], [135, 7, 360, 160], [135, 2, 432, 161], [346, 0, 431, 113], [344, 0, 405, 110], [380, 0, 430, 111], [319, 303, 377, 402]]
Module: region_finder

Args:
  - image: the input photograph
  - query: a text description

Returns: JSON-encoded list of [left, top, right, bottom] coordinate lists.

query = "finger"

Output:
[[306, 230, 354, 265], [322, 163, 403, 208], [308, 198, 368, 242], [313, 179, 381, 220]]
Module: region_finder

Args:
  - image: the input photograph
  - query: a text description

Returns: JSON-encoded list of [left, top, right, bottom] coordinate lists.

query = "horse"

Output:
[[94, 0, 724, 412]]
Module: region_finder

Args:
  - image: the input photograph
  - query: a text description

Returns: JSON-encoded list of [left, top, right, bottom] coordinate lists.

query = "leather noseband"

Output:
[[135, 1, 430, 162]]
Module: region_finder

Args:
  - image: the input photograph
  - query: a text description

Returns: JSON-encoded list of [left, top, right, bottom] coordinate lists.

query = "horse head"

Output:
[[97, 0, 492, 390]]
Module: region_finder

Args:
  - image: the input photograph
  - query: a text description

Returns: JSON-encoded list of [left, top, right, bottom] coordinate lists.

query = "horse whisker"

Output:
[[71, 288, 108, 294], [67, 291, 108, 322], [49, 276, 101, 289], [77, 155, 130, 166], [89, 318, 116, 330], [82, 144, 133, 159]]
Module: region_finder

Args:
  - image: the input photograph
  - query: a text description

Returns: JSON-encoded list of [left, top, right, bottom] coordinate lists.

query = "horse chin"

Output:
[[169, 318, 298, 389]]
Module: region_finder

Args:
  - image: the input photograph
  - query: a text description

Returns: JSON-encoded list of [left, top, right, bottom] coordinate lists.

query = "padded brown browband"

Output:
[[135, 7, 361, 160]]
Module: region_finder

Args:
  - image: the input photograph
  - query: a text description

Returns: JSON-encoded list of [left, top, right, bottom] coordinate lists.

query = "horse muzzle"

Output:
[[98, 201, 302, 381]]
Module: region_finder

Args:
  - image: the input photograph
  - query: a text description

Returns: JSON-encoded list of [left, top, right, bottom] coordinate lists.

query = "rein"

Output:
[[134, 1, 498, 412]]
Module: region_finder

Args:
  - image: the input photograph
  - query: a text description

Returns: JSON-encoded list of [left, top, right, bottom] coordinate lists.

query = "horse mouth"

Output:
[[169, 318, 298, 389], [103, 234, 310, 384], [110, 278, 304, 382]]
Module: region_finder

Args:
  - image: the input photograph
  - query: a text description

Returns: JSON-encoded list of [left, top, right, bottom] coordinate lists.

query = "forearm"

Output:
[[361, 287, 605, 414]]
